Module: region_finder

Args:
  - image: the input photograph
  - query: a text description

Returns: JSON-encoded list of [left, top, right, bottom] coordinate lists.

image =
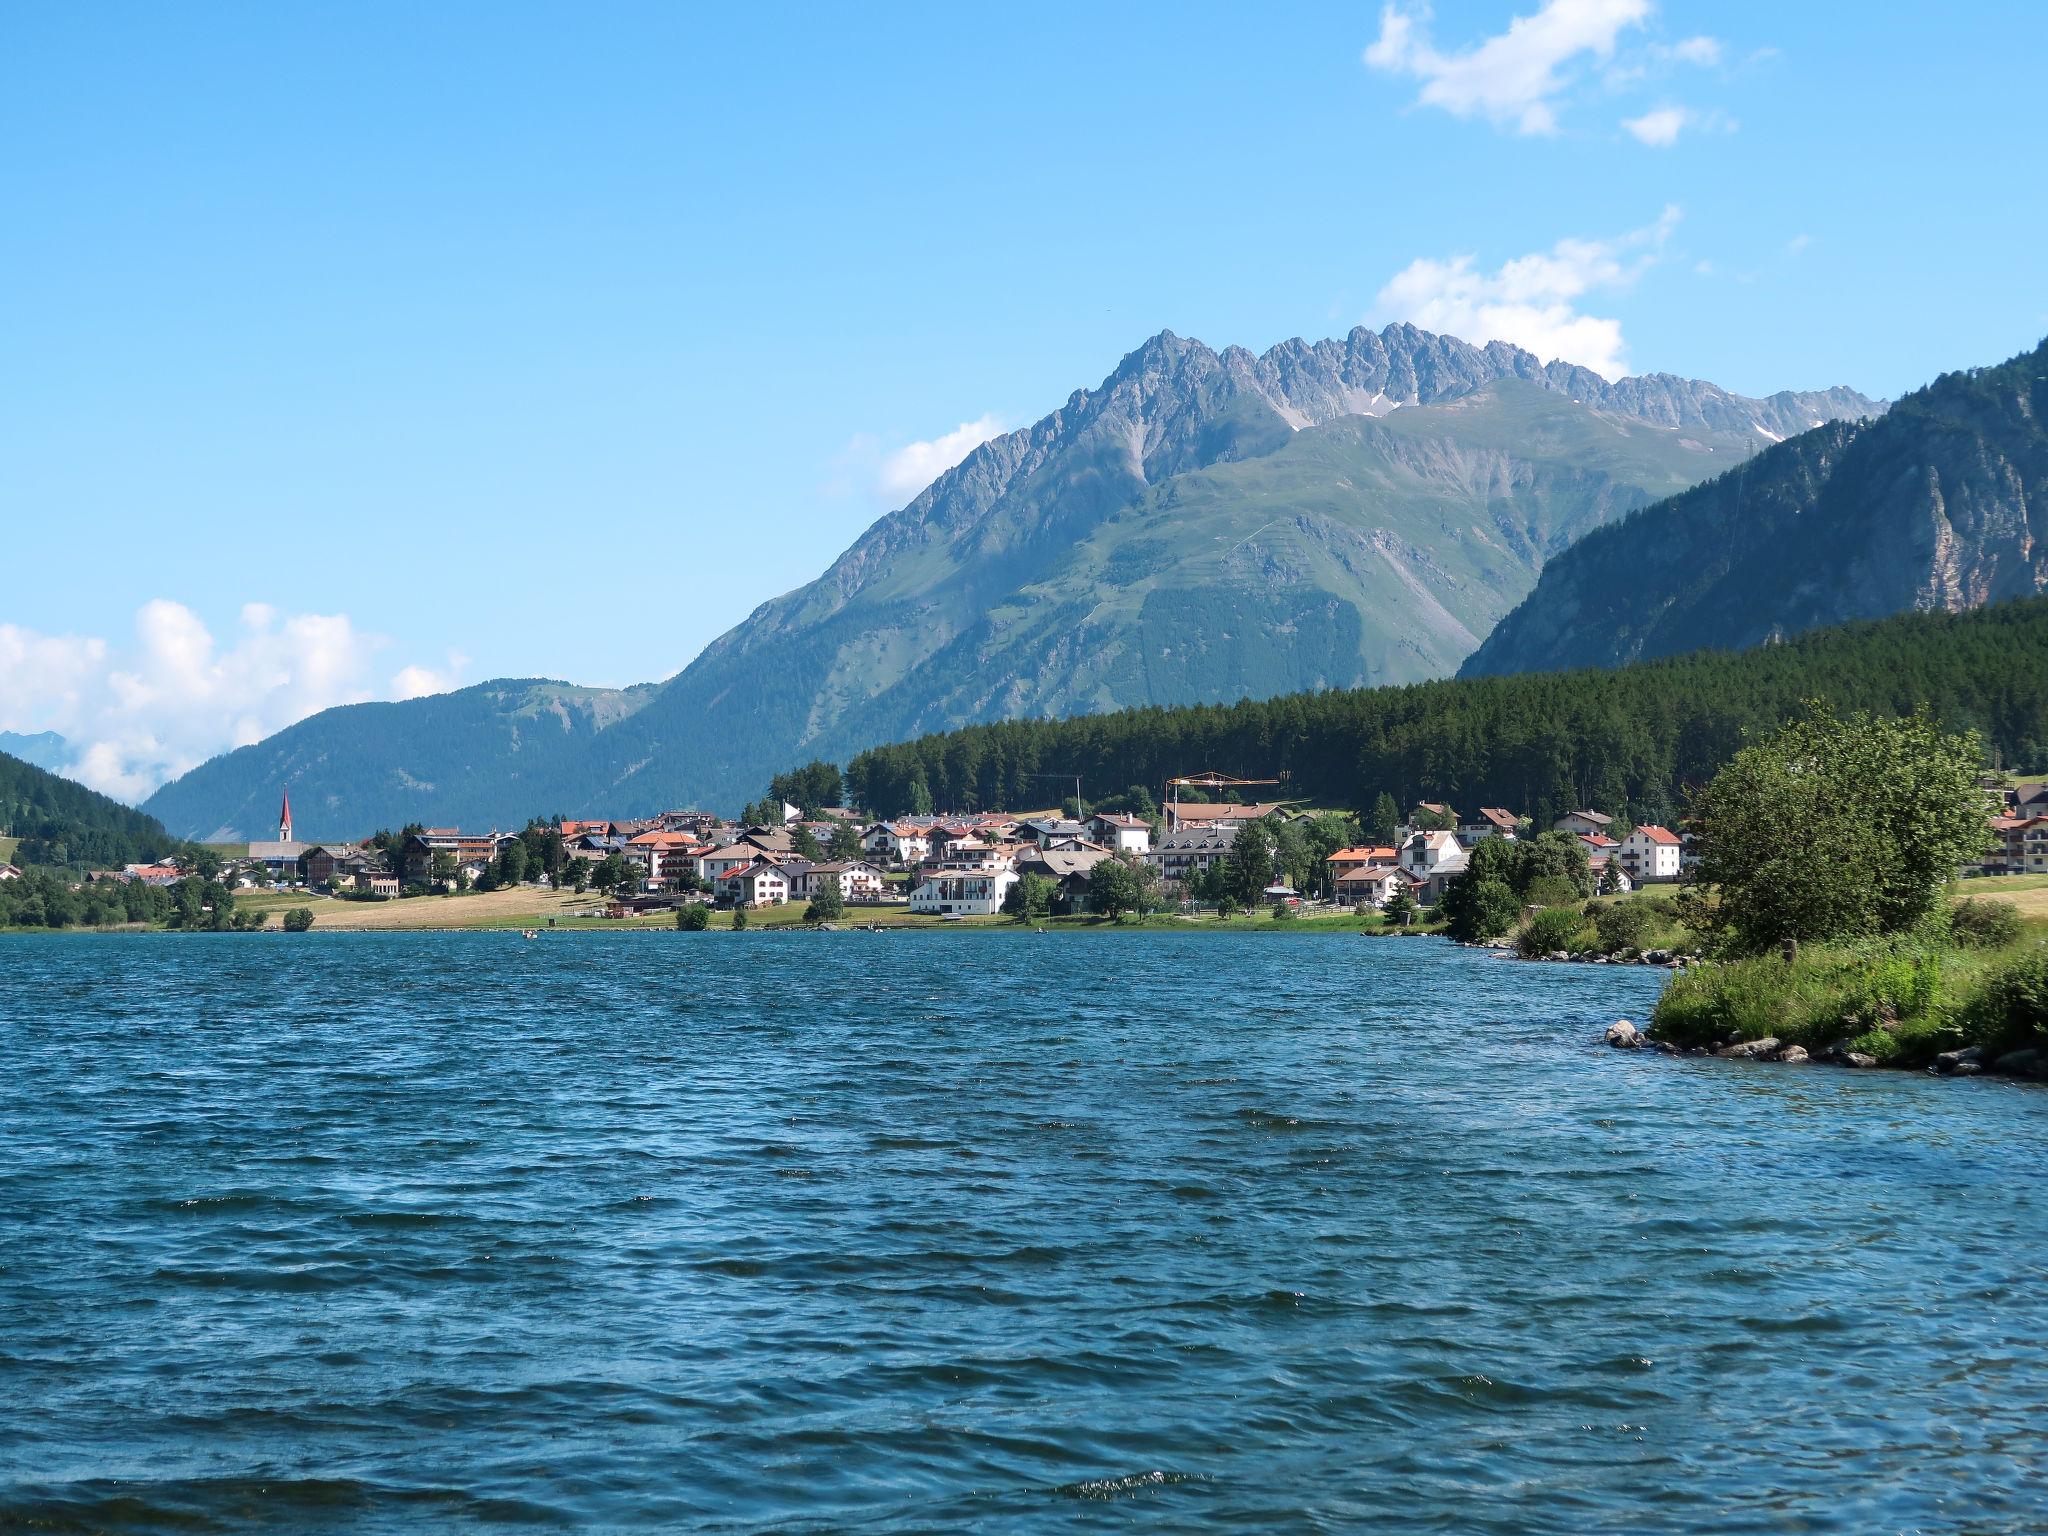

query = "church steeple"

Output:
[[279, 790, 294, 844]]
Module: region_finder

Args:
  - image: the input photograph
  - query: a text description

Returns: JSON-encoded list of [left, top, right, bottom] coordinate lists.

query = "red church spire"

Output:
[[279, 789, 294, 843]]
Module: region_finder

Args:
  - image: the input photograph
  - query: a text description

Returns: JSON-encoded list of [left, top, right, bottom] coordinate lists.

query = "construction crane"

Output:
[[1163, 769, 1289, 827]]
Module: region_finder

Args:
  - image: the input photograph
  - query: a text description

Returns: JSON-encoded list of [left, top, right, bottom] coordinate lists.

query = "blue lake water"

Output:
[[2, 930, 2044, 1533]]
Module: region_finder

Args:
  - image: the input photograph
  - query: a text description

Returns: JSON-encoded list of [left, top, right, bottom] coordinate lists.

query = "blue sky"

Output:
[[5, 1, 2045, 798]]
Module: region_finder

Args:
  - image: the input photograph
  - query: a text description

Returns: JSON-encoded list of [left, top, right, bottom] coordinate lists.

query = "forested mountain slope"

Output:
[[1464, 337, 2048, 677], [833, 597, 2048, 830], [141, 680, 656, 841], [1, 751, 181, 868]]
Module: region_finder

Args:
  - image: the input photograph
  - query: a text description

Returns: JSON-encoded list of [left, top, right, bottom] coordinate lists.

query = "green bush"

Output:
[[1593, 899, 1656, 953], [1950, 897, 2023, 951], [1517, 905, 1592, 958], [1960, 943, 2048, 1055], [1442, 876, 1519, 942], [282, 908, 315, 932], [676, 903, 711, 931]]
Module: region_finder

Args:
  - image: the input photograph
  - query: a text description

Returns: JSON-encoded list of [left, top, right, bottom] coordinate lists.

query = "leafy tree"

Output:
[[1225, 820, 1277, 908], [1382, 890, 1416, 927], [1087, 856, 1142, 917], [496, 840, 530, 887], [1691, 703, 1992, 953], [732, 904, 748, 931], [676, 902, 711, 931], [1518, 905, 1591, 957], [283, 907, 315, 932], [1441, 877, 1520, 942], [827, 820, 864, 860], [1002, 871, 1055, 920], [805, 873, 846, 922], [592, 852, 631, 894], [1299, 811, 1361, 897], [430, 851, 459, 888], [793, 825, 823, 861]]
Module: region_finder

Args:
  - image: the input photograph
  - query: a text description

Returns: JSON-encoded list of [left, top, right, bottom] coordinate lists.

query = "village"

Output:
[[39, 779, 1715, 925], [32, 766, 2046, 932]]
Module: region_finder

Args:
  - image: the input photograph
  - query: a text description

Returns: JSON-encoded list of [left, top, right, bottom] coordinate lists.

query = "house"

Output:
[[402, 830, 502, 883], [1553, 810, 1614, 838], [1398, 829, 1469, 906], [695, 844, 767, 884], [1326, 845, 1399, 885], [1088, 813, 1153, 855], [1409, 801, 1456, 828], [1457, 807, 1519, 846], [0, 864, 21, 881], [623, 830, 705, 887], [121, 861, 188, 887], [557, 819, 615, 839], [910, 865, 1018, 916], [1163, 801, 1291, 832], [1616, 824, 1682, 883], [299, 844, 365, 889], [246, 839, 309, 880], [1147, 827, 1235, 886], [717, 860, 790, 908], [1016, 817, 1090, 848], [777, 859, 887, 902], [1980, 816, 2048, 876], [2015, 784, 2048, 819], [1015, 845, 1112, 911], [1586, 852, 1634, 893], [1334, 863, 1416, 908], [862, 822, 932, 867], [351, 870, 401, 897]]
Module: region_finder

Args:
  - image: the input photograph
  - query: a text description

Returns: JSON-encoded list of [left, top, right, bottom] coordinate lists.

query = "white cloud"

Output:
[[829, 413, 1010, 506], [0, 601, 463, 801], [1666, 35, 1722, 65], [1786, 233, 1813, 255], [877, 414, 1007, 501], [1623, 105, 1690, 144], [1374, 206, 1680, 379], [1365, 0, 1651, 135]]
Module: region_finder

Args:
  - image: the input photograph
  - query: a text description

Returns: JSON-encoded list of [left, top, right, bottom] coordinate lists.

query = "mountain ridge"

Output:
[[1461, 336, 2048, 678], [141, 322, 1881, 836]]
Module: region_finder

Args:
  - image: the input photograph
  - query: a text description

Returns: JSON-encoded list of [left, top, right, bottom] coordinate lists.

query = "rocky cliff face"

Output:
[[1461, 338, 2047, 678]]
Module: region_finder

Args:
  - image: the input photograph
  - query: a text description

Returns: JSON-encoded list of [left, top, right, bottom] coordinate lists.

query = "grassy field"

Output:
[[229, 887, 1413, 935], [0, 836, 16, 864]]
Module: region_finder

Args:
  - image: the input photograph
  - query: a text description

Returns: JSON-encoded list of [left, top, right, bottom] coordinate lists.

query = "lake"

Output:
[[2, 931, 2044, 1532]]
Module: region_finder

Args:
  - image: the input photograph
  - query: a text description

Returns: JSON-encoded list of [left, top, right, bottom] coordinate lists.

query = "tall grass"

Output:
[[1652, 932, 2043, 1066]]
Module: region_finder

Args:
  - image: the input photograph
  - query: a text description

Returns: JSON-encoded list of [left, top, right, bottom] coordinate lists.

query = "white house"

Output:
[[1089, 813, 1153, 855], [1399, 829, 1469, 906], [777, 859, 887, 902], [1333, 863, 1415, 908], [694, 844, 766, 884], [910, 866, 1017, 916], [862, 822, 931, 867], [1617, 824, 1682, 883], [0, 863, 21, 882], [718, 860, 790, 907], [1456, 807, 1519, 846]]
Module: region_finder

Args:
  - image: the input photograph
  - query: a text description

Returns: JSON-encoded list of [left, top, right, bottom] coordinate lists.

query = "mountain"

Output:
[[143, 324, 1879, 835], [0, 731, 71, 772], [1462, 337, 2048, 678], [1, 750, 180, 868], [140, 680, 656, 842]]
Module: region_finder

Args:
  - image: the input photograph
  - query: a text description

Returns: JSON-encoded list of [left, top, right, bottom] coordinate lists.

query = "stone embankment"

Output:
[[1603, 1020, 2047, 1081]]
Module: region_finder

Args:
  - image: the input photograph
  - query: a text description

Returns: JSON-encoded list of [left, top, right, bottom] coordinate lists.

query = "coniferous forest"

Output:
[[836, 597, 2048, 822], [0, 750, 182, 868]]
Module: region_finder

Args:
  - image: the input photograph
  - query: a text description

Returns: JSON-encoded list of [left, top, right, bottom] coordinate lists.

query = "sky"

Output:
[[5, 1, 2046, 800]]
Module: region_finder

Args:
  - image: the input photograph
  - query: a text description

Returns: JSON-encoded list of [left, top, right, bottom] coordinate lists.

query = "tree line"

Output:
[[822, 598, 2048, 822]]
